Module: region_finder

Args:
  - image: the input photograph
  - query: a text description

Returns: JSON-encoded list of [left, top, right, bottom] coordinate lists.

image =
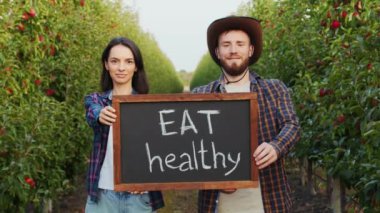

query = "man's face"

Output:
[[216, 30, 253, 76]]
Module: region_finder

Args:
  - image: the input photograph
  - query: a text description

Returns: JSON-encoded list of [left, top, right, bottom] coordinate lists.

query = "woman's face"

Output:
[[105, 44, 136, 87]]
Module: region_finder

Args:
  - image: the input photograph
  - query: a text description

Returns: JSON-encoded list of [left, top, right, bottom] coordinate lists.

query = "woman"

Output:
[[84, 37, 164, 212]]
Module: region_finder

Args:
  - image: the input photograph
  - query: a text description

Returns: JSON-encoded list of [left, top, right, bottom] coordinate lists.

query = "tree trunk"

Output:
[[300, 157, 307, 186], [331, 178, 346, 213], [307, 159, 316, 195], [43, 198, 52, 213], [340, 181, 346, 213], [327, 175, 333, 205]]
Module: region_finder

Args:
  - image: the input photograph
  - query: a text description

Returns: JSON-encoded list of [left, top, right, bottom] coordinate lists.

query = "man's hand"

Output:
[[253, 142, 278, 169], [99, 106, 116, 126], [220, 189, 236, 194]]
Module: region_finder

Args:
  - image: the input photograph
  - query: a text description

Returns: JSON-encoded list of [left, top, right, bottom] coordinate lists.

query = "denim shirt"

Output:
[[84, 90, 164, 210]]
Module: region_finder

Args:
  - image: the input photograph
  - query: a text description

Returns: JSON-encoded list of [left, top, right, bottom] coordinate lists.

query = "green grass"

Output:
[[158, 190, 197, 213]]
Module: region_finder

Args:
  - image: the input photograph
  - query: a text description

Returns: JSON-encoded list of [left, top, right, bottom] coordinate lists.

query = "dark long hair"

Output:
[[100, 37, 149, 94]]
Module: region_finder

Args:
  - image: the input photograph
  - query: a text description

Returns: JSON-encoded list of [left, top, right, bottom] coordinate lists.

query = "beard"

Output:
[[219, 57, 250, 76]]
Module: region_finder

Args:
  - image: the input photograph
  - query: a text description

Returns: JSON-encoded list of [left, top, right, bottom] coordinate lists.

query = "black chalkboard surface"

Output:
[[112, 93, 258, 191]]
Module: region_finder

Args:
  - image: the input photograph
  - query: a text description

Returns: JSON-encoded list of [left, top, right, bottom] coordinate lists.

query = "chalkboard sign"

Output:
[[112, 93, 258, 191]]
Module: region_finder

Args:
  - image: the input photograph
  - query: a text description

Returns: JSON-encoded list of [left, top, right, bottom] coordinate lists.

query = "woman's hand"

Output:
[[129, 191, 148, 195], [98, 106, 117, 126]]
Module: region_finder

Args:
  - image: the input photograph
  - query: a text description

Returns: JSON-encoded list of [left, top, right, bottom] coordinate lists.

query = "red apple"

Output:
[[49, 45, 56, 56], [367, 63, 372, 70], [24, 177, 36, 188], [330, 20, 340, 30], [34, 79, 42, 86], [326, 11, 331, 19], [17, 23, 25, 31], [341, 11, 347, 19], [22, 12, 30, 21], [28, 8, 36, 18], [319, 88, 326, 97], [336, 114, 345, 124], [38, 35, 44, 42], [6, 88, 13, 95], [45, 89, 56, 96]]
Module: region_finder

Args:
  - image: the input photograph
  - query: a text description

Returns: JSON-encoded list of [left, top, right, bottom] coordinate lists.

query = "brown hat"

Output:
[[207, 16, 262, 66]]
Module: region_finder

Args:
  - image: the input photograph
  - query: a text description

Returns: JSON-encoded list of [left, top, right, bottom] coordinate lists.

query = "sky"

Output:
[[122, 0, 250, 71]]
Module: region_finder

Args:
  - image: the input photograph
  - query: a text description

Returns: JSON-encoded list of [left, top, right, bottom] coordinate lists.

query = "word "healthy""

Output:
[[145, 109, 242, 176]]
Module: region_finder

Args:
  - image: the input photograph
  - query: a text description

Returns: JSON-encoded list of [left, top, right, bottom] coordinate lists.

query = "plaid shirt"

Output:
[[84, 90, 164, 211], [193, 71, 300, 213]]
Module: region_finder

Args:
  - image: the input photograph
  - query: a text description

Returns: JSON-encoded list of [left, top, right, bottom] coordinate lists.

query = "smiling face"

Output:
[[104, 44, 136, 88], [216, 30, 253, 76]]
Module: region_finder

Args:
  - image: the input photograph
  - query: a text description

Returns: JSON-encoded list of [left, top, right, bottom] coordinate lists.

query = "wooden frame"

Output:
[[112, 93, 259, 191]]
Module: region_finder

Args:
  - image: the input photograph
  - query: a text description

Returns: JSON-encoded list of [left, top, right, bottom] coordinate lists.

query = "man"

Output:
[[192, 16, 300, 213]]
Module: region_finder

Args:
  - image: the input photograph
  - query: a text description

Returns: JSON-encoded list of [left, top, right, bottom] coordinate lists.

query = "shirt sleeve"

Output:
[[269, 80, 301, 157], [84, 93, 102, 129]]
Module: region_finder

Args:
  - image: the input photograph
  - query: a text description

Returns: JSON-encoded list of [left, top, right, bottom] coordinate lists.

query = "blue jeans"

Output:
[[85, 189, 154, 213]]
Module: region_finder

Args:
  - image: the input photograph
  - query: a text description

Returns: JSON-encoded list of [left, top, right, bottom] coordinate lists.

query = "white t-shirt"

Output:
[[224, 82, 251, 93], [218, 82, 264, 213], [98, 117, 114, 190]]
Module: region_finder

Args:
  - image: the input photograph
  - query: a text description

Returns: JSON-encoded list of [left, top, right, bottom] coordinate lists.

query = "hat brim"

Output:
[[207, 16, 262, 66]]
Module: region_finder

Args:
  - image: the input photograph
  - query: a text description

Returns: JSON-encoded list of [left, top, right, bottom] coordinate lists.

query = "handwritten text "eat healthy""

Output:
[[145, 109, 241, 176]]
